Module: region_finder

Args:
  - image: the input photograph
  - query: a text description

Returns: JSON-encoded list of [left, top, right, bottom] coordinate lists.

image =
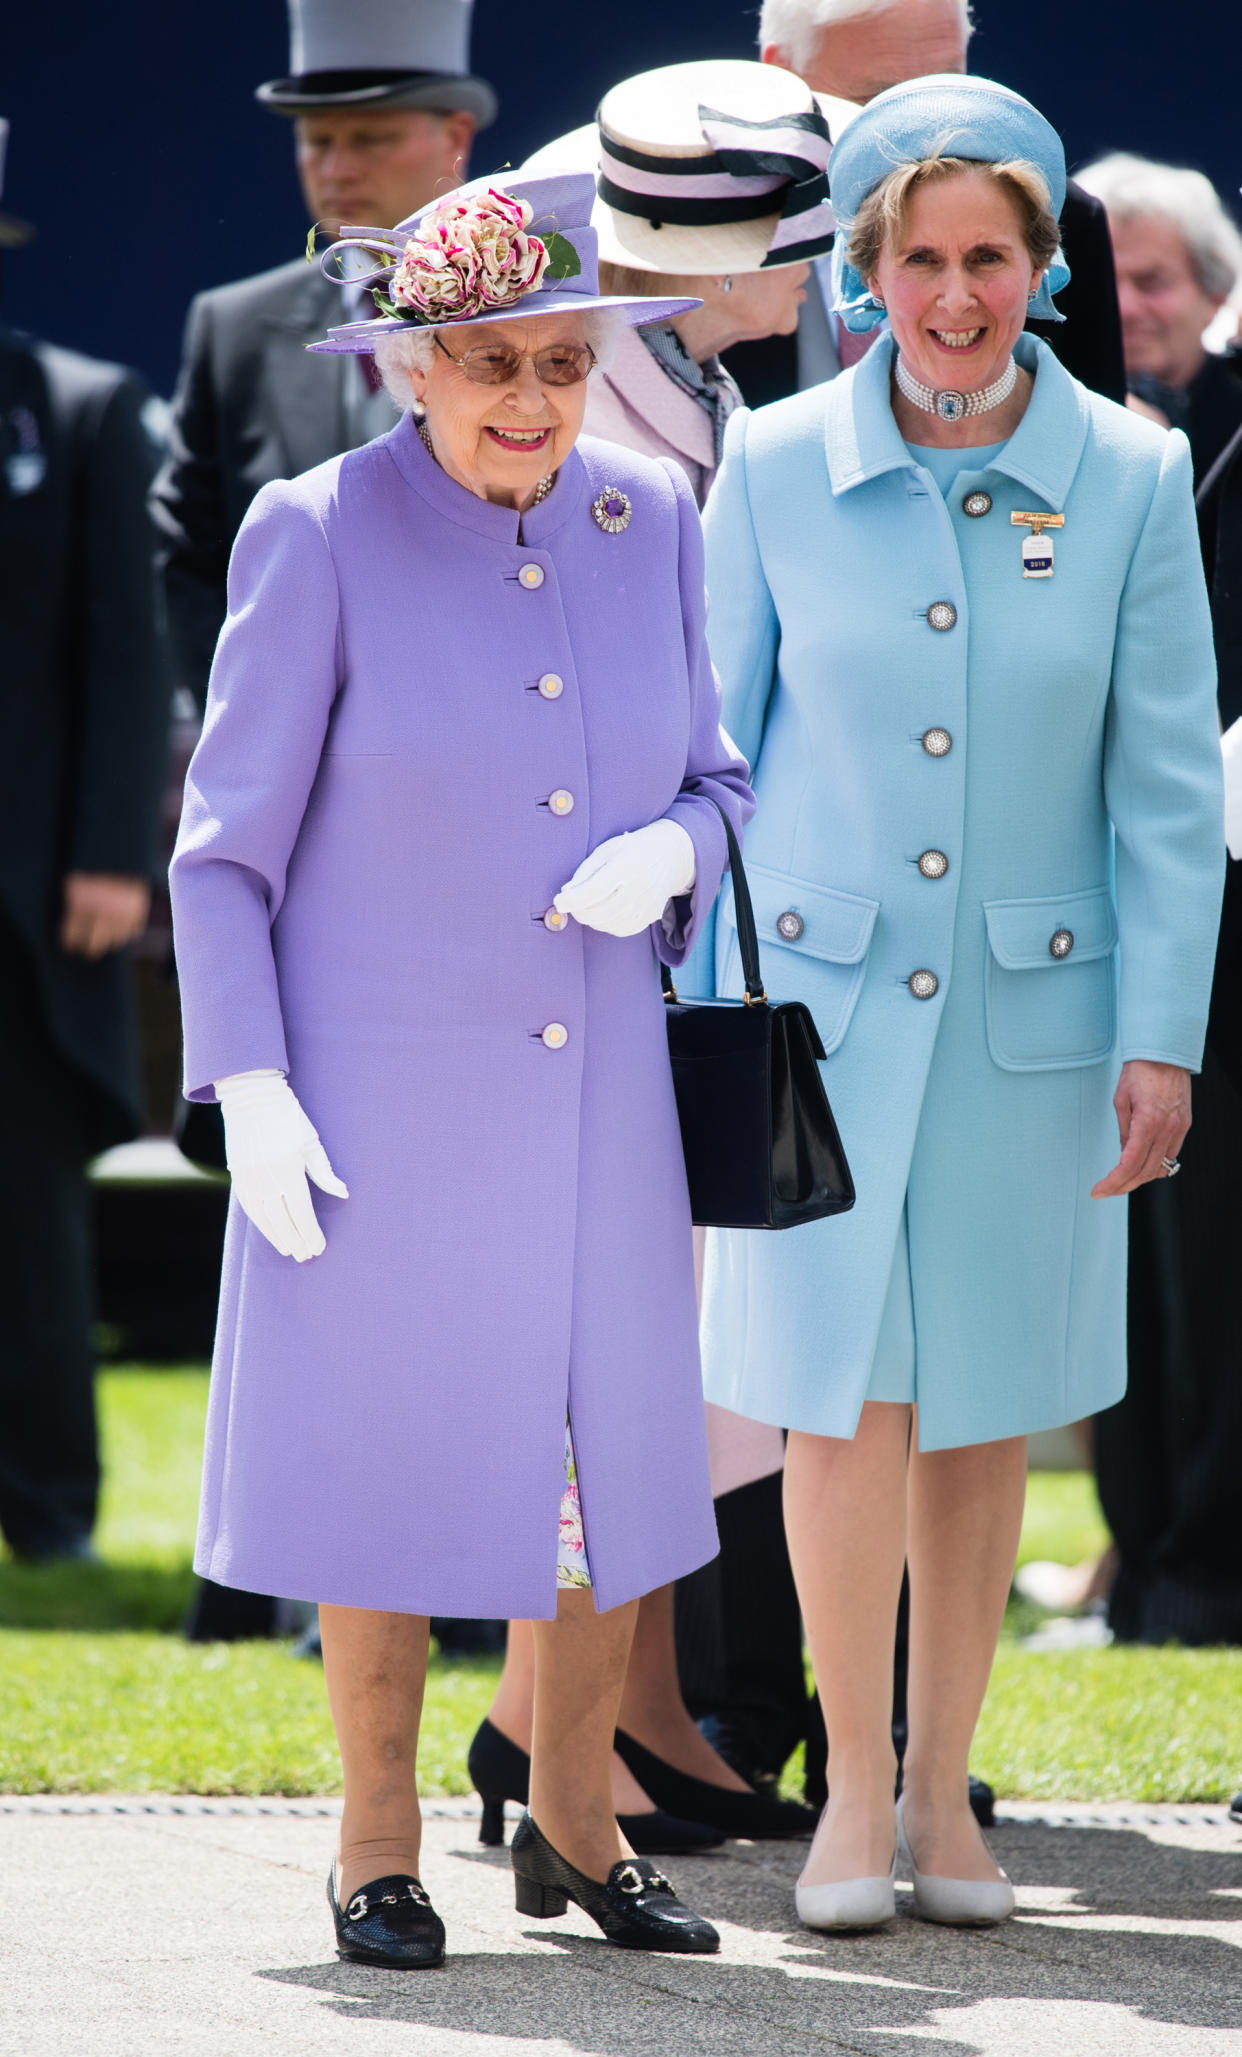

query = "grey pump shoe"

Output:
[[896, 1794, 1015, 1925], [795, 1805, 897, 1931]]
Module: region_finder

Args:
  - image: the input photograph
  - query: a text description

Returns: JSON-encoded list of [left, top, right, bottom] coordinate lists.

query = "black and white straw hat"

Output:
[[257, 0, 497, 128], [527, 60, 859, 276]]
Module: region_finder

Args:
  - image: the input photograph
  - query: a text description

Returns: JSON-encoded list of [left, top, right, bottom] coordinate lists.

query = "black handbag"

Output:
[[662, 810, 855, 1230]]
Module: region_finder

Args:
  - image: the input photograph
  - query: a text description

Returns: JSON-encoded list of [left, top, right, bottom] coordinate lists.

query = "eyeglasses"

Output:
[[433, 333, 597, 387]]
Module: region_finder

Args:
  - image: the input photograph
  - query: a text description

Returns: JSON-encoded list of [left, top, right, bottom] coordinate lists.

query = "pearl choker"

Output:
[[894, 352, 1017, 423], [416, 415, 555, 503]]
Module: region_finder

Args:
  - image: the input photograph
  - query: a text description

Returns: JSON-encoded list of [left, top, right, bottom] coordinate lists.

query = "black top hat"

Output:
[[257, 0, 496, 128]]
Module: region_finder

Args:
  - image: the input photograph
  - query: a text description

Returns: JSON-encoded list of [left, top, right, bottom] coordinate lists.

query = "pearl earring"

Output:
[[722, 275, 733, 294], [873, 293, 885, 309]]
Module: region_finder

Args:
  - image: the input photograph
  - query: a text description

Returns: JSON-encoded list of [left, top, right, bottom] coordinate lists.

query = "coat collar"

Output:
[[602, 326, 716, 473], [382, 410, 589, 544], [824, 332, 1090, 512]]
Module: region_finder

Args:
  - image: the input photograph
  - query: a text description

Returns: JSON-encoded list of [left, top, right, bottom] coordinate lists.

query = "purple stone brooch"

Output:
[[591, 486, 632, 535]]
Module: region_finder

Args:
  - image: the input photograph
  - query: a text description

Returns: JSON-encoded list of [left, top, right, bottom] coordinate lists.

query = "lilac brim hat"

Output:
[[307, 171, 700, 355]]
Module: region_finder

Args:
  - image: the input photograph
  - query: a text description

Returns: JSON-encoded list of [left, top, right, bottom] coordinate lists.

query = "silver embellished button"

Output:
[[922, 727, 952, 757], [909, 969, 939, 1000], [918, 850, 949, 880], [1050, 929, 1074, 959], [541, 1022, 568, 1050], [776, 910, 805, 941], [519, 563, 545, 590], [537, 672, 564, 700], [963, 490, 993, 518], [927, 601, 958, 632], [548, 789, 574, 816], [543, 908, 569, 932]]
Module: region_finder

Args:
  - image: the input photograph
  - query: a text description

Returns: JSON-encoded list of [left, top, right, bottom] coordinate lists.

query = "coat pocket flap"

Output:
[[984, 886, 1118, 970], [721, 865, 880, 965]]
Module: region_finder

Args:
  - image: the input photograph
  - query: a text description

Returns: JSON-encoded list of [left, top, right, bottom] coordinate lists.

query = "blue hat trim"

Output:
[[827, 73, 1071, 330]]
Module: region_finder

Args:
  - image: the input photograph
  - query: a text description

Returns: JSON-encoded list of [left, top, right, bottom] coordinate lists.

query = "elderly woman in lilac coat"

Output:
[[170, 172, 751, 1969]]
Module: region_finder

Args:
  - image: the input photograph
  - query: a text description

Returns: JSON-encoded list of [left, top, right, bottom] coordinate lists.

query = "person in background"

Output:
[[1077, 152, 1242, 480], [1090, 377, 1242, 1653], [727, 0, 1125, 408], [151, 0, 495, 1646], [151, 0, 494, 711], [0, 118, 168, 1564], [693, 73, 1223, 1935], [469, 60, 838, 1854]]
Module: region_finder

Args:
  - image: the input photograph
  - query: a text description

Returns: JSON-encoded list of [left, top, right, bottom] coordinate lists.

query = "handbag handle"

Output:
[[662, 804, 766, 1006]]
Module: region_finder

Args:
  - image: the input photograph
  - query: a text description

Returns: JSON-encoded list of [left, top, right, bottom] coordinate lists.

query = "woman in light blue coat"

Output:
[[691, 77, 1224, 1934]]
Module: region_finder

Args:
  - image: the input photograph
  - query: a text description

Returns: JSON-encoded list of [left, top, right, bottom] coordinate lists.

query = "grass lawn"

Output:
[[0, 1369, 1238, 1799]]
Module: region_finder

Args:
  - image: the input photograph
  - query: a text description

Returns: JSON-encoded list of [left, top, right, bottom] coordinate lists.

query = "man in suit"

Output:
[[0, 121, 168, 1561], [724, 0, 1126, 408], [151, 0, 495, 708]]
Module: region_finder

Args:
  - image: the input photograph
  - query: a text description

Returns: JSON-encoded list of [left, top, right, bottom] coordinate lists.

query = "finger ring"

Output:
[[1160, 1156, 1181, 1177]]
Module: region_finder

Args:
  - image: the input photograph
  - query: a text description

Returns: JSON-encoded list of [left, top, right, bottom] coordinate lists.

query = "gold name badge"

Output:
[[1011, 509, 1064, 580]]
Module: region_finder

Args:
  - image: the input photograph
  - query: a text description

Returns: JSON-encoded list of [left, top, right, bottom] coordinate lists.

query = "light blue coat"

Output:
[[690, 333, 1224, 1450]]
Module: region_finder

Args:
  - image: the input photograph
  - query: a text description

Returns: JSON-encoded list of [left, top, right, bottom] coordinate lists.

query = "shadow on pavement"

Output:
[[256, 1821, 1242, 2056]]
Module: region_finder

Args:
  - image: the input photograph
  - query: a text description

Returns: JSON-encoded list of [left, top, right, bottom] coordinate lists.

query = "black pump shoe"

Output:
[[510, 1813, 719, 1953], [327, 1865, 446, 1968], [467, 1717, 725, 1855], [614, 1728, 817, 1840]]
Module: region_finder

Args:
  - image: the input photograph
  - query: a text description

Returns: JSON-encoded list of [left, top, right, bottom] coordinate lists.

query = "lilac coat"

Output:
[[170, 417, 752, 1618]]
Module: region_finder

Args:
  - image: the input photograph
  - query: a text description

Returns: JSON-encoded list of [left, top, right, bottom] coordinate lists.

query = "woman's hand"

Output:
[[1091, 1059, 1191, 1197], [553, 820, 696, 937], [215, 1071, 348, 1261]]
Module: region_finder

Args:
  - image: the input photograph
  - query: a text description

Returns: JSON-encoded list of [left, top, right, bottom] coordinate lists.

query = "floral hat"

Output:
[[307, 171, 701, 356]]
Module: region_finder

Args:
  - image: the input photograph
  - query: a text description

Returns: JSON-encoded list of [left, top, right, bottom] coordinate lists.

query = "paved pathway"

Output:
[[2, 1800, 1239, 2056]]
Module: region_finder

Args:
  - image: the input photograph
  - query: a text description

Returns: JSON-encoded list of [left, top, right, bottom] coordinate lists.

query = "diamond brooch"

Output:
[[591, 486, 632, 534]]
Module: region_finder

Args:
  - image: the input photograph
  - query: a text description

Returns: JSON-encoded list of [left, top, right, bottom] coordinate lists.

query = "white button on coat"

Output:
[[519, 563, 545, 589], [538, 673, 564, 699], [541, 1022, 568, 1049], [548, 789, 575, 815]]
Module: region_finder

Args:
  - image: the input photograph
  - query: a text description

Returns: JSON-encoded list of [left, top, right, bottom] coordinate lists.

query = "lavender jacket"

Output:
[[170, 417, 752, 1618]]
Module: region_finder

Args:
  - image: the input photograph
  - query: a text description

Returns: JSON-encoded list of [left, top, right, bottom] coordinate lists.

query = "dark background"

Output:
[[3, 0, 1238, 397]]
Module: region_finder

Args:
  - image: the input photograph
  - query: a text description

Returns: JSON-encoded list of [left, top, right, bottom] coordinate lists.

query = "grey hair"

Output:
[[1077, 152, 1242, 301], [373, 306, 628, 412], [759, 0, 973, 74]]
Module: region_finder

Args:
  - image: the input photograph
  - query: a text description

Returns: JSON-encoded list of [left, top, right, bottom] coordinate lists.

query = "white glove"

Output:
[[553, 819, 696, 938], [215, 1070, 348, 1263], [1223, 718, 1242, 860]]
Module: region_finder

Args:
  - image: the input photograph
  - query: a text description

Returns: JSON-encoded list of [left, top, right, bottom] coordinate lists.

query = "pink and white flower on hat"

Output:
[[388, 187, 550, 323]]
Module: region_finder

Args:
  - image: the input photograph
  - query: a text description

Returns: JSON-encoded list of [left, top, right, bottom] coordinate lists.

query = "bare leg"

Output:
[[488, 1618, 655, 1812], [320, 1603, 429, 1906], [902, 1426, 1026, 1880], [618, 1582, 750, 1790], [784, 1405, 911, 1886], [528, 1588, 638, 1880]]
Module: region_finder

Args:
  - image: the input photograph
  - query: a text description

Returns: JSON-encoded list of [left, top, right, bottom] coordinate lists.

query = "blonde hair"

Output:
[[846, 152, 1060, 285]]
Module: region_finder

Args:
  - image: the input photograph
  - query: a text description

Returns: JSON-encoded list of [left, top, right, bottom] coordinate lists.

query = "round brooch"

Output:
[[591, 486, 632, 535]]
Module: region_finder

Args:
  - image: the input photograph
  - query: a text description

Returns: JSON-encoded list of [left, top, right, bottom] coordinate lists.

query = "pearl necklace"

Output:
[[416, 415, 555, 504], [894, 352, 1018, 424]]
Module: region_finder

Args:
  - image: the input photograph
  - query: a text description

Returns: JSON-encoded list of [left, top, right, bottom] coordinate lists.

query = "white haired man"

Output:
[[721, 0, 1124, 405], [1079, 152, 1242, 481]]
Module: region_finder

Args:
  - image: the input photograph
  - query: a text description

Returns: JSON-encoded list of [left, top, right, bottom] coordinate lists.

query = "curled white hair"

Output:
[[372, 306, 627, 412], [759, 0, 972, 74], [1078, 152, 1242, 301]]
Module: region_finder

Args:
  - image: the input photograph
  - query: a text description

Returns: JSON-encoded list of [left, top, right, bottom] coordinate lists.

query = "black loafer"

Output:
[[511, 1813, 719, 1953], [327, 1865, 446, 1968]]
